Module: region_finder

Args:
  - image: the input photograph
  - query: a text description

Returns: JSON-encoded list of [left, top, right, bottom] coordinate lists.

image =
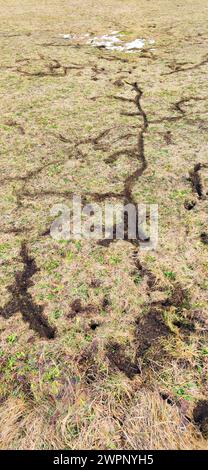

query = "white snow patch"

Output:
[[88, 34, 122, 49], [59, 32, 156, 53], [62, 34, 73, 39], [87, 33, 156, 53], [124, 39, 145, 50]]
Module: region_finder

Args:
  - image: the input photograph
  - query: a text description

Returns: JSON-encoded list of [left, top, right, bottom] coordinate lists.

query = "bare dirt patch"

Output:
[[106, 342, 141, 379], [0, 243, 55, 339], [193, 400, 208, 438], [136, 310, 170, 358]]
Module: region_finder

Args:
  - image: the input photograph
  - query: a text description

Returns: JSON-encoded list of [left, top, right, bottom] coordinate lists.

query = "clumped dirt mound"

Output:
[[106, 342, 141, 379], [193, 400, 208, 439], [161, 283, 188, 309], [136, 280, 196, 361], [136, 310, 169, 357]]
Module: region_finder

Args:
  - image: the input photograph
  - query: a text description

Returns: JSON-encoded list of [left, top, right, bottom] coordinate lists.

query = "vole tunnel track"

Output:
[[164, 53, 208, 75], [99, 82, 149, 246], [0, 243, 55, 339], [123, 82, 148, 205], [189, 162, 208, 199], [2, 55, 108, 79], [1, 56, 85, 77]]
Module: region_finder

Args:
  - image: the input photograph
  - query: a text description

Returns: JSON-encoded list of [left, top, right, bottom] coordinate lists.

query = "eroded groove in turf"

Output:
[[0, 243, 55, 339], [15, 57, 85, 77], [164, 53, 208, 75], [99, 82, 149, 246], [189, 163, 207, 199]]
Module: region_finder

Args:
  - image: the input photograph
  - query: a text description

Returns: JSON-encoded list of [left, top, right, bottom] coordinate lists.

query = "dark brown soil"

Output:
[[102, 295, 111, 309], [77, 339, 98, 365], [200, 232, 208, 245], [69, 299, 97, 318], [184, 199, 196, 210], [163, 130, 172, 145], [136, 310, 170, 357], [0, 243, 55, 339], [161, 283, 188, 309], [90, 278, 102, 288], [106, 342, 140, 379], [136, 280, 195, 361], [133, 257, 157, 289], [76, 339, 101, 384], [193, 400, 208, 438], [189, 163, 204, 198], [98, 82, 149, 247], [15, 374, 34, 400], [5, 119, 25, 135], [89, 321, 100, 330]]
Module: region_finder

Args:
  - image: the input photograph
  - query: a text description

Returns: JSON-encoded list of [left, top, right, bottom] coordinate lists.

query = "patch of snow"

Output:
[[62, 34, 72, 40], [60, 32, 156, 53], [124, 39, 145, 50], [88, 34, 122, 49], [87, 33, 156, 52], [100, 35, 121, 42]]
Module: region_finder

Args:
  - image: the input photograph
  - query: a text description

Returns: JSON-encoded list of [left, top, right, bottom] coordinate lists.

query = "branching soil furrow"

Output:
[[0, 243, 55, 339]]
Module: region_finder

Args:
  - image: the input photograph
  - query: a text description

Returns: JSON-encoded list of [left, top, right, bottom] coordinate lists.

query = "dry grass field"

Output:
[[0, 0, 208, 449]]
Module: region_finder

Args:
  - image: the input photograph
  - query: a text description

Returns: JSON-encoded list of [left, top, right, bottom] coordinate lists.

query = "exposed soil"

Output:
[[136, 310, 170, 357], [15, 373, 34, 400], [76, 339, 101, 384], [14, 57, 85, 77], [164, 53, 208, 75], [98, 82, 149, 247], [106, 342, 141, 379], [136, 278, 193, 359], [161, 283, 188, 309], [200, 232, 208, 245], [189, 163, 204, 198], [89, 321, 100, 330], [68, 299, 98, 318], [184, 199, 196, 210], [0, 243, 55, 339], [77, 338, 99, 365], [193, 400, 208, 438], [133, 256, 158, 289]]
